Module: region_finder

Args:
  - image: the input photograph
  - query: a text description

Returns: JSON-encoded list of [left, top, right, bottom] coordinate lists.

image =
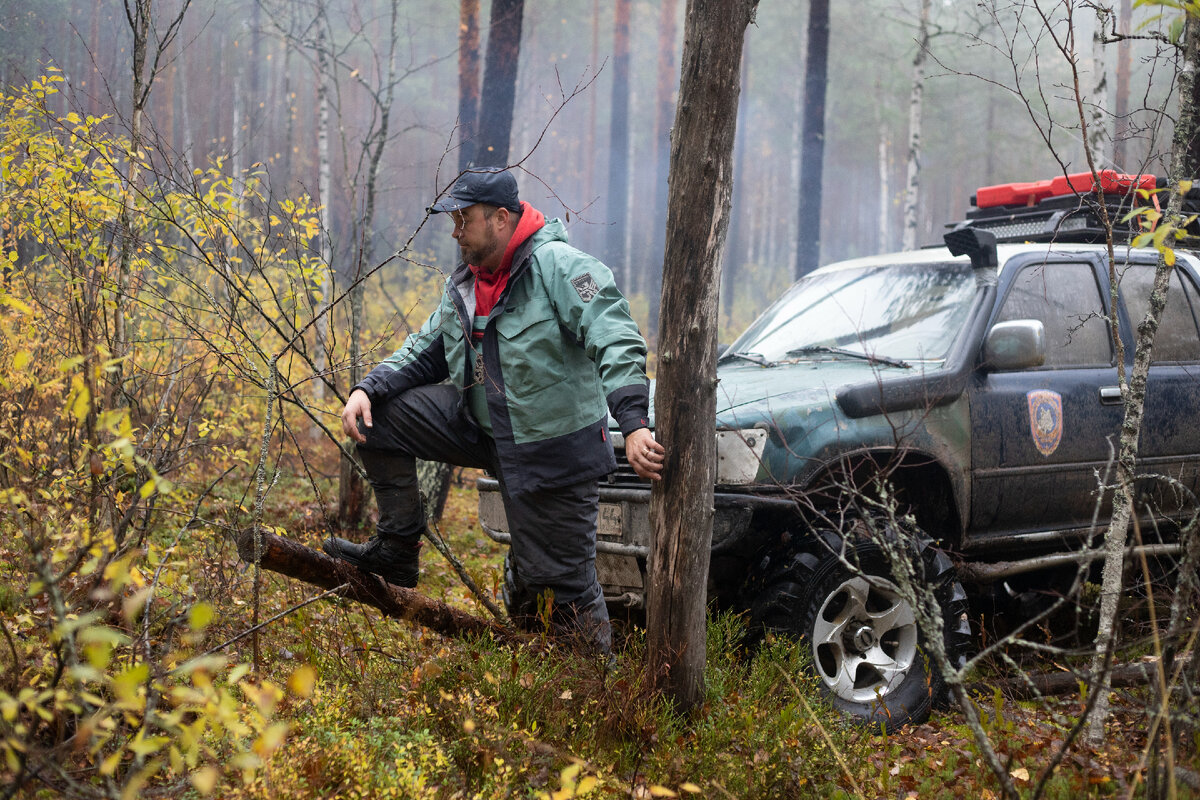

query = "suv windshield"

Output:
[[725, 261, 977, 365]]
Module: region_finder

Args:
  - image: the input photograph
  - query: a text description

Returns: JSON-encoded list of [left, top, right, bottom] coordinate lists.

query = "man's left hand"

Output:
[[625, 427, 664, 481]]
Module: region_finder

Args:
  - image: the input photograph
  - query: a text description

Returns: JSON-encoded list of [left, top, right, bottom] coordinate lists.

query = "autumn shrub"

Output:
[[0, 72, 360, 798]]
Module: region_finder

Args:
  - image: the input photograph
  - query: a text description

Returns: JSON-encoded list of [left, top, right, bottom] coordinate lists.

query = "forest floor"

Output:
[[202, 464, 1199, 800]]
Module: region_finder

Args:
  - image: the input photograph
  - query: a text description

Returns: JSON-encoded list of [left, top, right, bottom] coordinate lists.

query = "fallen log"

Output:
[[235, 528, 520, 644], [975, 662, 1160, 701]]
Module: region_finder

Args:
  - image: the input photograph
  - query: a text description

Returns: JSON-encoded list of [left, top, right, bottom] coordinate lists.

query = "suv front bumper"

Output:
[[476, 477, 796, 609]]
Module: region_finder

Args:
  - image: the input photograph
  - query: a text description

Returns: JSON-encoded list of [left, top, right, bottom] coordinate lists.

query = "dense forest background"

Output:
[[0, 0, 1176, 332], [2, 1, 1197, 797]]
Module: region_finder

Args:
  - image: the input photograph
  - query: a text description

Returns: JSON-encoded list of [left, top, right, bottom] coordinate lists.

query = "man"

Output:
[[323, 168, 664, 653]]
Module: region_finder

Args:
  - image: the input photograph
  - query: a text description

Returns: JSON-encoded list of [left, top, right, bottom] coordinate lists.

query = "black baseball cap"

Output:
[[429, 168, 521, 214]]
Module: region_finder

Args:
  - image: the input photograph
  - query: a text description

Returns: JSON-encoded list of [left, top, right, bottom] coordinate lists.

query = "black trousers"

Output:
[[358, 384, 611, 652]]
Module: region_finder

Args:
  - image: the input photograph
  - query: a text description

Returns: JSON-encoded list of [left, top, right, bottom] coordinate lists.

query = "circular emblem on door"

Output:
[[1026, 389, 1063, 457]]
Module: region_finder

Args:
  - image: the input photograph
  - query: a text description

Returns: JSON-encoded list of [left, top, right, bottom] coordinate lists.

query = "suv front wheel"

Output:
[[750, 525, 972, 731]]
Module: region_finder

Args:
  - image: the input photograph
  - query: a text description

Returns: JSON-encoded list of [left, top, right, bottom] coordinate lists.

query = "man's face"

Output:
[[450, 205, 504, 270]]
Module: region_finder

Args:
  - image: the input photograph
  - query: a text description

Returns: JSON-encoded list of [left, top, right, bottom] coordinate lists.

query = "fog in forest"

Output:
[[0, 0, 1180, 331]]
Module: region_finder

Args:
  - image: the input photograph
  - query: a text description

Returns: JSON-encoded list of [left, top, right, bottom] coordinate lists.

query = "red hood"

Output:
[[471, 202, 545, 317]]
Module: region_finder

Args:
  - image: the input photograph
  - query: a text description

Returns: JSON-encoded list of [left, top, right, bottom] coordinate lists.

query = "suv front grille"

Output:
[[605, 448, 649, 486]]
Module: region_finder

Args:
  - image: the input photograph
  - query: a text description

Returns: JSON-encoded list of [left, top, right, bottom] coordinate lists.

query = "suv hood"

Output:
[[629, 359, 924, 429]]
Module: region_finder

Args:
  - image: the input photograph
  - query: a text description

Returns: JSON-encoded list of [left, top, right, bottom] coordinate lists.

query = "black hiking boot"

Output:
[[321, 535, 421, 588]]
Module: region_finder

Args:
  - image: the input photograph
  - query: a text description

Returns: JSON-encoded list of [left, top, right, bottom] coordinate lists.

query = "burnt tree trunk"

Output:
[[475, 0, 524, 167], [236, 529, 516, 643], [795, 0, 829, 278], [648, 0, 758, 713], [457, 0, 481, 171]]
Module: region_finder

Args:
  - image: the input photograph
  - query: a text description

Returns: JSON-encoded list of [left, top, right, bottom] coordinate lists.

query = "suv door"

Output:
[[1117, 258, 1200, 519], [967, 255, 1122, 545]]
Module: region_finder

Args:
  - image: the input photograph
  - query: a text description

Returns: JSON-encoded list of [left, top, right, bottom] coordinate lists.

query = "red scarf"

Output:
[[471, 202, 545, 319]]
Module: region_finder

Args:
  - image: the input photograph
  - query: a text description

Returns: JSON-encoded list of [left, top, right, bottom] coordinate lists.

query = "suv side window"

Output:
[[995, 262, 1112, 367], [1119, 263, 1200, 362]]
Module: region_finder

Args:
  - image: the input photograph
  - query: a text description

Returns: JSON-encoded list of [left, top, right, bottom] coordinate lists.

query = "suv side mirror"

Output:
[[982, 319, 1046, 371]]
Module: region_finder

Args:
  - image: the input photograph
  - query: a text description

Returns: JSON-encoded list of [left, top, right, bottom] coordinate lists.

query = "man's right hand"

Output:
[[342, 389, 373, 444]]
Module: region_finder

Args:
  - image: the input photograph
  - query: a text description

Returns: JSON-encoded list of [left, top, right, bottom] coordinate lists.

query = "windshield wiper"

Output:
[[785, 345, 911, 369], [718, 350, 776, 368]]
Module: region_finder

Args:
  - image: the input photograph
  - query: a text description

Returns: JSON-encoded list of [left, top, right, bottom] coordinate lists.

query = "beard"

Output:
[[460, 228, 503, 268]]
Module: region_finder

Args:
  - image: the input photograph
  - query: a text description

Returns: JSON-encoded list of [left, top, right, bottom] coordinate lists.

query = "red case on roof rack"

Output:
[[974, 170, 1156, 209]]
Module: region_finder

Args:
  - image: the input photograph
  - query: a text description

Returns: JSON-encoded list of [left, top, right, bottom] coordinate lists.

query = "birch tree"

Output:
[[1088, 4, 1112, 165], [901, 0, 931, 251]]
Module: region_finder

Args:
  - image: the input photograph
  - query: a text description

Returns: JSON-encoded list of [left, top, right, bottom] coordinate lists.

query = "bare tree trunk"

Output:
[[1113, 0, 1132, 167], [579, 0, 600, 255], [457, 0, 481, 171], [901, 0, 930, 252], [722, 32, 751, 321], [230, 66, 244, 216], [313, 9, 333, 404], [878, 118, 891, 251], [339, 0, 403, 528], [1087, 8, 1200, 747], [648, 0, 758, 713], [795, 0, 829, 277], [788, 79, 802, 278], [116, 0, 192, 402], [606, 0, 632, 281], [648, 0, 679, 335], [475, 0, 524, 167]]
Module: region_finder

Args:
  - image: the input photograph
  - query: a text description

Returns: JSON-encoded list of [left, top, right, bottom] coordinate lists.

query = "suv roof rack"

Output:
[[946, 170, 1200, 245]]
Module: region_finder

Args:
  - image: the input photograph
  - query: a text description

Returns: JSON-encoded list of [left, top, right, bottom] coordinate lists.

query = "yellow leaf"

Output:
[[577, 775, 598, 795], [189, 602, 214, 631], [287, 665, 317, 698], [100, 749, 123, 776], [71, 382, 91, 422], [253, 722, 289, 756], [191, 765, 219, 794], [649, 787, 678, 798], [128, 735, 169, 756], [113, 663, 149, 704], [1, 294, 32, 314], [680, 783, 702, 794], [1011, 767, 1030, 782]]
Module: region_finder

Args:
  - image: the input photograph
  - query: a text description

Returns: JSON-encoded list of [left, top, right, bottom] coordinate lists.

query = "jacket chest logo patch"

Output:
[[571, 273, 600, 302], [1026, 390, 1063, 456]]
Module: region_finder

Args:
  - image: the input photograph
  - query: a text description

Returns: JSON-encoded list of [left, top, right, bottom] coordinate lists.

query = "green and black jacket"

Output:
[[355, 218, 650, 495]]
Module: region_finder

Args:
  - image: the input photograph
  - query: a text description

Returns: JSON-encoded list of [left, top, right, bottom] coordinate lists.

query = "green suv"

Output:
[[478, 172, 1199, 728]]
